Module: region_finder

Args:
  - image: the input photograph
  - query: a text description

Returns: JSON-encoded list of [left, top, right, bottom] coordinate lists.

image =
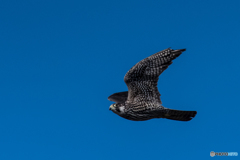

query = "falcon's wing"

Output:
[[108, 91, 128, 103], [124, 48, 185, 104]]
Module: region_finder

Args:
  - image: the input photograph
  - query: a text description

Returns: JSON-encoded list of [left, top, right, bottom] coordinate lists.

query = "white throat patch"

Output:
[[119, 106, 125, 112]]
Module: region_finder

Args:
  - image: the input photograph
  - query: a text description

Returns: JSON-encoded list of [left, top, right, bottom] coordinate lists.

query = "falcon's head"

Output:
[[109, 103, 125, 115]]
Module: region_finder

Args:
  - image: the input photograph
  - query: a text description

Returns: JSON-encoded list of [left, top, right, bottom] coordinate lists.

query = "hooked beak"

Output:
[[109, 104, 114, 111]]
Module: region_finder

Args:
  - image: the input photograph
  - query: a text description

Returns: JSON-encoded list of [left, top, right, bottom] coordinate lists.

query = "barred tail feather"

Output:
[[164, 109, 197, 121]]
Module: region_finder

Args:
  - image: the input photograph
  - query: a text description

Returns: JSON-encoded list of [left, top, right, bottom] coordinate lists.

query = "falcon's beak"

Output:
[[109, 104, 114, 111]]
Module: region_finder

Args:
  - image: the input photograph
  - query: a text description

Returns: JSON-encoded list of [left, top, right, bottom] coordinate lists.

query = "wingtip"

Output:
[[170, 48, 186, 58], [171, 48, 186, 53], [176, 48, 186, 52]]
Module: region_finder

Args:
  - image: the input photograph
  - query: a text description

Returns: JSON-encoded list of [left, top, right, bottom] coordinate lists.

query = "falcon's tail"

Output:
[[164, 109, 197, 121]]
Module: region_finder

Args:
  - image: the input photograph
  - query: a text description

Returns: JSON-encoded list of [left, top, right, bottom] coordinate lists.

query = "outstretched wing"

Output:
[[124, 48, 186, 104], [108, 91, 128, 103]]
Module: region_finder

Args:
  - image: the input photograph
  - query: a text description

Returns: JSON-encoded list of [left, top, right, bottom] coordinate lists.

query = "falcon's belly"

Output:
[[120, 104, 166, 121], [119, 111, 163, 121]]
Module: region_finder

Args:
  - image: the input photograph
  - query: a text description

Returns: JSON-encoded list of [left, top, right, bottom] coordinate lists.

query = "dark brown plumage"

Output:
[[108, 48, 197, 121]]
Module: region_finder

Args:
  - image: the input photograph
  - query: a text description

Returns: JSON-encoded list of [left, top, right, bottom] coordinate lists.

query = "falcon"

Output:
[[108, 48, 197, 121]]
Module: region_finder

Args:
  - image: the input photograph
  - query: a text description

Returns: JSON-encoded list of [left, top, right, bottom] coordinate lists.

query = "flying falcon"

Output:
[[108, 48, 197, 121]]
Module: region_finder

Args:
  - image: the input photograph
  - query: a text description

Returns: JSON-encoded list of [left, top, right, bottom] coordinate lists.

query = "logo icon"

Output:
[[210, 151, 215, 157]]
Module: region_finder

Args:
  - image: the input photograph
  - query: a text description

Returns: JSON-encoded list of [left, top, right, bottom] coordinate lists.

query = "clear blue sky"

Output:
[[0, 0, 239, 159]]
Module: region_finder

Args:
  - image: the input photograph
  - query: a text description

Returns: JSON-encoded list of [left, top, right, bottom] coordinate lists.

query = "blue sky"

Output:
[[0, 0, 239, 159]]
